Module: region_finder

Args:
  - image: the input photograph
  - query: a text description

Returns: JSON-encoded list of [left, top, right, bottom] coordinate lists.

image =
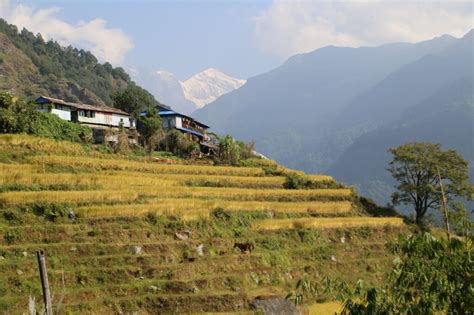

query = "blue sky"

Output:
[[14, 0, 280, 79], [1, 0, 472, 80]]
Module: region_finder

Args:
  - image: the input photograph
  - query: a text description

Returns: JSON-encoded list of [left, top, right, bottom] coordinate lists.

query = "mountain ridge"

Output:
[[130, 67, 245, 114]]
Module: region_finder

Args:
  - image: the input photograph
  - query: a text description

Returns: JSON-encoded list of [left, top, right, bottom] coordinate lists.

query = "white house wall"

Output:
[[78, 112, 132, 128], [175, 117, 182, 128], [49, 108, 72, 121]]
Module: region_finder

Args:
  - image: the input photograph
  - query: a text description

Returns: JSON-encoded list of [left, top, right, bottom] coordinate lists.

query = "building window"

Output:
[[79, 110, 85, 117]]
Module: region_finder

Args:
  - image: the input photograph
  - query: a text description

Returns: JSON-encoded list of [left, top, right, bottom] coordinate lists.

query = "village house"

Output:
[[153, 105, 217, 155], [35, 96, 136, 144]]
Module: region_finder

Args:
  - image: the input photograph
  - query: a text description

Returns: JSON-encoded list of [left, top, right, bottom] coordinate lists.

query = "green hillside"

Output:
[[329, 77, 474, 206], [0, 19, 151, 107], [0, 134, 409, 314]]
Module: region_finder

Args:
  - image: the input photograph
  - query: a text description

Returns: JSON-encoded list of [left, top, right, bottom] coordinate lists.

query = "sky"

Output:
[[0, 0, 473, 80]]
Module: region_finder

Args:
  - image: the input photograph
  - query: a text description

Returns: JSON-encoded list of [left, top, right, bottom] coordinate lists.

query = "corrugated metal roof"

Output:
[[36, 96, 130, 116], [158, 111, 209, 129], [176, 126, 204, 138]]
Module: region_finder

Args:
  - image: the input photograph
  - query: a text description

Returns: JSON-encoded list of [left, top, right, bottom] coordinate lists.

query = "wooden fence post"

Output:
[[37, 250, 53, 315]]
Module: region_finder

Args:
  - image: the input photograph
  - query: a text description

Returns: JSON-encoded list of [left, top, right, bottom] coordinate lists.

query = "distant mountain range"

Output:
[[130, 67, 245, 114], [194, 30, 474, 208]]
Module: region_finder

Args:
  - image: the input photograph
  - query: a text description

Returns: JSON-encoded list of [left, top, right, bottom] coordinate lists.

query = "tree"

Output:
[[160, 129, 197, 158], [138, 107, 162, 153], [388, 143, 472, 225], [218, 135, 241, 165], [111, 84, 157, 117], [341, 233, 474, 314]]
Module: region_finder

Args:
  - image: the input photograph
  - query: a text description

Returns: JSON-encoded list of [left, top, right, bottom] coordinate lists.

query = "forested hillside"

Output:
[[0, 19, 152, 107]]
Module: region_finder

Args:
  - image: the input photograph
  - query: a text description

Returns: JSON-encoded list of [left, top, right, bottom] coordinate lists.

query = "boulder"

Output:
[[131, 246, 142, 255], [250, 298, 300, 315]]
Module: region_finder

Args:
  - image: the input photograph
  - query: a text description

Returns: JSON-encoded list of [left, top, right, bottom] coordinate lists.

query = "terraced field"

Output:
[[0, 135, 409, 314]]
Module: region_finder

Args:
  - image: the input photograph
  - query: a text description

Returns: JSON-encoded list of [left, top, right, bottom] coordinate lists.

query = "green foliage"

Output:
[[160, 129, 197, 158], [3, 229, 21, 244], [218, 135, 241, 165], [30, 202, 69, 222], [283, 172, 307, 189], [358, 197, 400, 217], [0, 18, 135, 105], [0, 92, 92, 142], [341, 233, 474, 315], [112, 84, 158, 117], [389, 143, 473, 225], [283, 172, 343, 189], [138, 107, 163, 153]]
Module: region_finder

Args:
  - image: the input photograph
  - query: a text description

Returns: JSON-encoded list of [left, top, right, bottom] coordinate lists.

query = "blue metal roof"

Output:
[[159, 111, 178, 116], [176, 126, 204, 138]]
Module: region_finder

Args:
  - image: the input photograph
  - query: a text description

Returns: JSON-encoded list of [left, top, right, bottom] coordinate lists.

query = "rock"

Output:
[[196, 244, 204, 256], [149, 285, 158, 292], [175, 230, 191, 241], [0, 256, 5, 260], [331, 255, 337, 262], [16, 269, 23, 275], [67, 209, 76, 221], [340, 236, 346, 243], [70, 247, 77, 252], [131, 246, 142, 255], [251, 297, 300, 315], [22, 251, 28, 257]]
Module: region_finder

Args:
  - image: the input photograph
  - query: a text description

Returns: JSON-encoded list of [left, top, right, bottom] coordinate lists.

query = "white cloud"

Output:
[[0, 0, 133, 65], [253, 1, 474, 58]]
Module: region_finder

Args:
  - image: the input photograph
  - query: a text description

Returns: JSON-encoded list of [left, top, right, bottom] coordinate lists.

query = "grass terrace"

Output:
[[0, 135, 409, 314]]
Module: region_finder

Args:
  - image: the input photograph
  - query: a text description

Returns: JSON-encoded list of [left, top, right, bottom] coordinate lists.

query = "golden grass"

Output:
[[0, 168, 286, 188], [307, 174, 335, 181], [76, 199, 353, 219], [0, 187, 353, 205], [0, 134, 86, 155], [0, 190, 140, 205], [28, 155, 266, 176], [307, 302, 343, 315], [253, 217, 405, 230]]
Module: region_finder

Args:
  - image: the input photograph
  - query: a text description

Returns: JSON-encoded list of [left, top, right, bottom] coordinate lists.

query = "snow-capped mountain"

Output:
[[181, 68, 246, 109], [129, 66, 245, 114]]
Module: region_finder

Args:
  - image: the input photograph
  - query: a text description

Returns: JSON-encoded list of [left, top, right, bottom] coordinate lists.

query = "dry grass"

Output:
[[75, 199, 353, 219], [0, 187, 353, 205], [307, 302, 343, 315], [28, 155, 266, 176], [0, 134, 86, 155], [253, 217, 405, 230], [0, 168, 288, 188]]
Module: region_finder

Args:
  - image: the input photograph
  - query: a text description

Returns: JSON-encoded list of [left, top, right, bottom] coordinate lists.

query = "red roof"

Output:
[[36, 96, 130, 116]]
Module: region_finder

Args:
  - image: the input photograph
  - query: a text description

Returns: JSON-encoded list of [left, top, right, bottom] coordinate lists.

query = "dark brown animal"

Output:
[[233, 242, 254, 254]]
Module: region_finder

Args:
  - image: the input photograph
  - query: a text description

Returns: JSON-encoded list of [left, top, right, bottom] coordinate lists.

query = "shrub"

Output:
[[160, 129, 197, 158], [283, 172, 307, 189], [0, 92, 92, 143], [31, 202, 68, 222], [4, 229, 21, 244], [217, 135, 241, 165]]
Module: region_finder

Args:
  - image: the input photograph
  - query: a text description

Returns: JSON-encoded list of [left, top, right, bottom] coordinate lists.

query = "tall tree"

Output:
[[138, 107, 162, 153], [111, 84, 157, 117], [388, 143, 472, 225]]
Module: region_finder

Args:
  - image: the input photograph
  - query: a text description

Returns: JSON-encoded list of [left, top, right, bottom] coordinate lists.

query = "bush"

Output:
[[4, 229, 21, 244], [283, 172, 308, 189], [160, 129, 197, 158], [31, 202, 68, 222], [217, 135, 241, 165], [0, 92, 92, 143]]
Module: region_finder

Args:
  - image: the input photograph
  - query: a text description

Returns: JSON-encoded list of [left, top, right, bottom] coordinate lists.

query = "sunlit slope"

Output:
[[0, 135, 408, 313]]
